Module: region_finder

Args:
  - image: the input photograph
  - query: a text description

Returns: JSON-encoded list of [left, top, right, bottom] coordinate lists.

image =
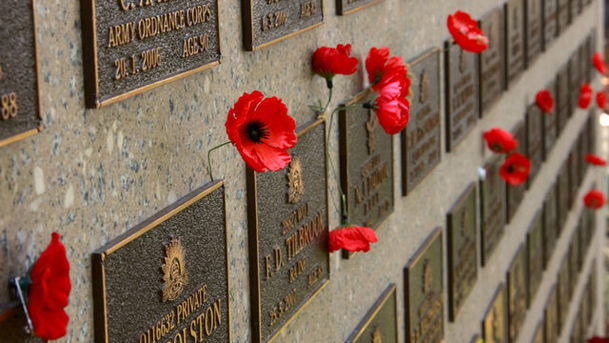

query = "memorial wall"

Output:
[[0, 0, 606, 342]]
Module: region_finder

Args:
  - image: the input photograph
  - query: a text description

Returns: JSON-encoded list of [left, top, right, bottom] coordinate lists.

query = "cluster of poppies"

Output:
[[483, 128, 531, 185]]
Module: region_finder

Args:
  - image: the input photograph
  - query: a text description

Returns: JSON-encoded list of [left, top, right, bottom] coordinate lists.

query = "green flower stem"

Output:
[[207, 141, 231, 181]]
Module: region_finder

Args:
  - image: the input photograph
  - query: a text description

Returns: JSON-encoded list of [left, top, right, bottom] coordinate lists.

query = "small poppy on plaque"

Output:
[[345, 284, 398, 343]]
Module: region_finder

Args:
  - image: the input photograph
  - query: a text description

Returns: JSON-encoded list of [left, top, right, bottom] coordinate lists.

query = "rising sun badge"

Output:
[[287, 155, 305, 204], [161, 237, 188, 302]]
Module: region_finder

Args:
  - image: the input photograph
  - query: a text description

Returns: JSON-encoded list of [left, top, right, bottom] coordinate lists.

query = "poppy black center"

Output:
[[246, 121, 268, 143], [507, 165, 514, 173]]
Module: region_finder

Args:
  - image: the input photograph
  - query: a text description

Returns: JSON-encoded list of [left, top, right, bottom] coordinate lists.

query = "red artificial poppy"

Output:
[[28, 232, 71, 340], [365, 47, 409, 91], [588, 337, 609, 343], [375, 73, 411, 134], [586, 153, 607, 166], [329, 226, 378, 253], [312, 44, 359, 81], [583, 189, 606, 209], [536, 89, 554, 113], [500, 153, 531, 186], [483, 128, 517, 153], [597, 90, 607, 109], [579, 83, 593, 109], [447, 10, 489, 53], [225, 91, 297, 172], [593, 52, 607, 75]]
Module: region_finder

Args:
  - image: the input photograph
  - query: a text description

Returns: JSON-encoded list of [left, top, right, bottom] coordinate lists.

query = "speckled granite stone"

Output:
[[0, 0, 605, 342]]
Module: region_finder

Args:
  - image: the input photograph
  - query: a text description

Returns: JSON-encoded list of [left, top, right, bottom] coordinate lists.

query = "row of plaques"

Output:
[[0, 0, 596, 147]]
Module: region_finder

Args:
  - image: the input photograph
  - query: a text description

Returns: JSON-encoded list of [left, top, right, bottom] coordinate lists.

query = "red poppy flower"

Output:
[[579, 83, 593, 109], [447, 10, 489, 53], [483, 128, 517, 153], [225, 91, 297, 172], [597, 90, 607, 109], [588, 337, 609, 343], [500, 153, 531, 186], [329, 226, 378, 253], [586, 153, 607, 166], [375, 73, 410, 134], [365, 47, 409, 91], [312, 44, 359, 80], [583, 190, 606, 209], [28, 232, 71, 340], [593, 52, 607, 75], [536, 89, 554, 113]]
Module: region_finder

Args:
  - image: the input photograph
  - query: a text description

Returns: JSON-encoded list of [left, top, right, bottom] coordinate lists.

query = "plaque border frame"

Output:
[[91, 180, 231, 343], [336, 0, 384, 15], [246, 118, 330, 343], [80, 0, 223, 108], [346, 283, 398, 343], [242, 0, 324, 51], [0, 0, 43, 147], [446, 182, 478, 322]]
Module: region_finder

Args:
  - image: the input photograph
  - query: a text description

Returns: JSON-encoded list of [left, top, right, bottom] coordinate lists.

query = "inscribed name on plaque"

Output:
[[506, 0, 525, 86], [479, 8, 505, 115]]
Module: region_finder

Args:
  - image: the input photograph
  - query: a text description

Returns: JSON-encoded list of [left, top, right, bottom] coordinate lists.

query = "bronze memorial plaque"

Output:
[[0, 0, 42, 146], [542, 81, 557, 159], [557, 0, 569, 32], [557, 160, 570, 231], [91, 181, 230, 343], [556, 64, 570, 135], [544, 286, 559, 343], [526, 0, 543, 66], [482, 284, 508, 343], [542, 184, 558, 267], [507, 245, 527, 342], [242, 0, 323, 51], [557, 257, 571, 328], [346, 284, 398, 343], [543, 0, 558, 50], [447, 184, 478, 322], [479, 8, 506, 115], [247, 119, 330, 343], [533, 322, 544, 343], [569, 50, 582, 116], [568, 146, 580, 207], [336, 0, 383, 15], [570, 0, 582, 20], [588, 110, 597, 154], [506, 121, 526, 223], [526, 103, 544, 186], [339, 90, 394, 233], [568, 228, 582, 280], [402, 49, 442, 195], [527, 211, 544, 307], [80, 0, 221, 108], [506, 0, 526, 86], [404, 228, 445, 342], [480, 155, 506, 265], [445, 40, 479, 152]]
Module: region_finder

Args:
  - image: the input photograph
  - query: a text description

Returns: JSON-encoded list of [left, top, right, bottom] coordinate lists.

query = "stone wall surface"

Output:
[[0, 0, 606, 342]]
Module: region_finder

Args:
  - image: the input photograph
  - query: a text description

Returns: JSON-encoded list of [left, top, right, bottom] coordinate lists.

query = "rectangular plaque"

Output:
[[569, 51, 582, 116], [568, 146, 579, 207], [556, 64, 570, 135], [92, 181, 230, 343], [579, 40, 590, 84], [542, 80, 557, 159], [346, 284, 398, 343], [482, 284, 508, 343], [336, 0, 383, 15], [580, 125, 590, 178], [557, 0, 569, 31], [80, 0, 221, 108], [0, 0, 42, 146], [242, 0, 323, 51], [447, 184, 478, 322], [568, 226, 582, 280], [506, 121, 526, 223], [505, 0, 526, 86], [544, 286, 559, 343], [588, 110, 597, 154], [339, 90, 394, 234], [527, 211, 544, 307], [557, 257, 570, 329], [479, 8, 506, 115], [570, 305, 584, 343], [533, 322, 544, 343], [404, 228, 445, 342], [507, 245, 527, 342], [542, 184, 558, 267], [526, 0, 543, 66], [585, 32, 595, 81], [480, 155, 506, 266], [557, 161, 570, 231], [247, 119, 330, 343], [543, 0, 558, 50], [569, 0, 582, 22], [526, 103, 544, 187], [402, 48, 442, 195], [445, 40, 479, 152]]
